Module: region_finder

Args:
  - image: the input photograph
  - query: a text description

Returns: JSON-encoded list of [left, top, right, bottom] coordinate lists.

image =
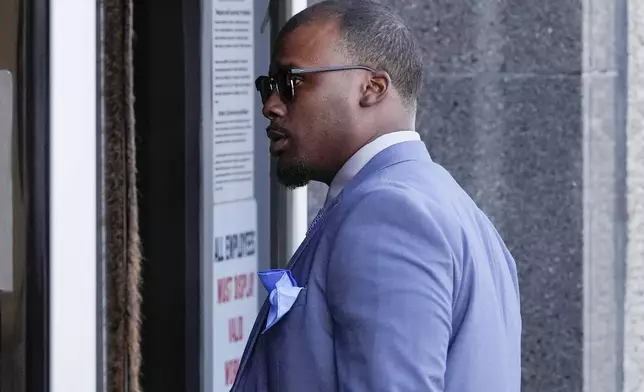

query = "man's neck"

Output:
[[317, 113, 416, 185]]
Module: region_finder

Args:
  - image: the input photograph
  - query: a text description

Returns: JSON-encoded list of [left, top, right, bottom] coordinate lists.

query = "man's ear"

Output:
[[359, 71, 391, 107]]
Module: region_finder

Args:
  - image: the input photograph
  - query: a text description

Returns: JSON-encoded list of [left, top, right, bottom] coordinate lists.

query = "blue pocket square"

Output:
[[258, 269, 303, 333]]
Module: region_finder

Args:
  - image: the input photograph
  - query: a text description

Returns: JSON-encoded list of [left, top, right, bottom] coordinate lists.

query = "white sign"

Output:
[[212, 199, 258, 389], [212, 0, 255, 204]]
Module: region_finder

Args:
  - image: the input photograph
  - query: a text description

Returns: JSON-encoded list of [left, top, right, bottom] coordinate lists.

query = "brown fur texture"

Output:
[[103, 0, 142, 391]]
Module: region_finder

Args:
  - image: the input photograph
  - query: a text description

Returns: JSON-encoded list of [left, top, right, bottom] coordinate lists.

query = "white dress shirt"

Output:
[[323, 130, 421, 207]]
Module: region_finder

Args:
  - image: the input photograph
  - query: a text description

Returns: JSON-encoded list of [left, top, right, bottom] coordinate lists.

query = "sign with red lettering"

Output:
[[212, 199, 258, 390]]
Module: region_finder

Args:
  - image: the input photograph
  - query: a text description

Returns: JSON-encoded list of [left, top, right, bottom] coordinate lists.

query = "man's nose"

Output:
[[262, 93, 287, 120]]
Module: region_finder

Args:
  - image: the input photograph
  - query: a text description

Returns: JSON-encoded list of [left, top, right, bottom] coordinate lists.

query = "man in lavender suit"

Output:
[[232, 1, 522, 391]]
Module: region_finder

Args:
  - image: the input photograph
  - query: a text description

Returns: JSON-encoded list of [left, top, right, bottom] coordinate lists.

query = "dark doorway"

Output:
[[133, 0, 202, 390]]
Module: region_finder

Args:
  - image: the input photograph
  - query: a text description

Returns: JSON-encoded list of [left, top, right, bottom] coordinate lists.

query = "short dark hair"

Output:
[[278, 0, 424, 109]]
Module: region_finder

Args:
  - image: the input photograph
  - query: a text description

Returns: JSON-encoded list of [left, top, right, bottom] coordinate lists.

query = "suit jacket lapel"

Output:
[[231, 298, 270, 390], [285, 196, 339, 269], [233, 197, 339, 388]]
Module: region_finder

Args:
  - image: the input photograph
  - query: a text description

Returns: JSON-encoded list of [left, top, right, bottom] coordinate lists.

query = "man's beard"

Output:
[[276, 159, 313, 189]]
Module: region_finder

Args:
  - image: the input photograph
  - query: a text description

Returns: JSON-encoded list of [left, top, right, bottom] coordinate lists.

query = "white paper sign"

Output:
[[212, 0, 255, 204], [212, 199, 258, 389]]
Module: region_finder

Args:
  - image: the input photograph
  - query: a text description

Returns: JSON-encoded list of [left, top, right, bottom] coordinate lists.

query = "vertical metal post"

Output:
[[20, 0, 51, 390], [268, 0, 289, 269], [269, 0, 309, 269], [284, 0, 309, 261]]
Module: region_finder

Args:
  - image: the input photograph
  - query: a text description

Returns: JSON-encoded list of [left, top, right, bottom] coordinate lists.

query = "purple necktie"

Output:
[[307, 207, 325, 236]]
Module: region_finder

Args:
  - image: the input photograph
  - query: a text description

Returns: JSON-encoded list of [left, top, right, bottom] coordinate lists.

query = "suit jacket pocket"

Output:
[[291, 286, 308, 308]]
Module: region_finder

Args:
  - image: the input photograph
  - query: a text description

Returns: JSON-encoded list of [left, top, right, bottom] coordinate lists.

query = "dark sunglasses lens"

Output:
[[276, 73, 294, 103], [256, 77, 272, 103]]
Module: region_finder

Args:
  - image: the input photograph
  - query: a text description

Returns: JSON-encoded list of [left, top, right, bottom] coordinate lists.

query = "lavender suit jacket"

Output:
[[232, 140, 522, 392]]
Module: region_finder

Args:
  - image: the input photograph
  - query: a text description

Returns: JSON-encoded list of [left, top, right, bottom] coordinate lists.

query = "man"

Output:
[[233, 1, 521, 391]]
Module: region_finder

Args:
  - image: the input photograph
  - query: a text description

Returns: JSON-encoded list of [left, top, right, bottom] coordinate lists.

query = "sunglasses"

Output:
[[255, 65, 376, 104]]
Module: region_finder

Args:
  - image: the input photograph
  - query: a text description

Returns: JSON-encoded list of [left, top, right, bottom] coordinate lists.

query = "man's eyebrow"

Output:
[[269, 61, 300, 74], [279, 61, 299, 69]]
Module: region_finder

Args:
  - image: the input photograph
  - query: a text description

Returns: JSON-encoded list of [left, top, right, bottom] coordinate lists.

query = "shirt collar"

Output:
[[323, 130, 421, 207]]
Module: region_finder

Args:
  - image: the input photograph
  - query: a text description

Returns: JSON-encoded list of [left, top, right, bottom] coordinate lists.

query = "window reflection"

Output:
[[1, 0, 25, 391]]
